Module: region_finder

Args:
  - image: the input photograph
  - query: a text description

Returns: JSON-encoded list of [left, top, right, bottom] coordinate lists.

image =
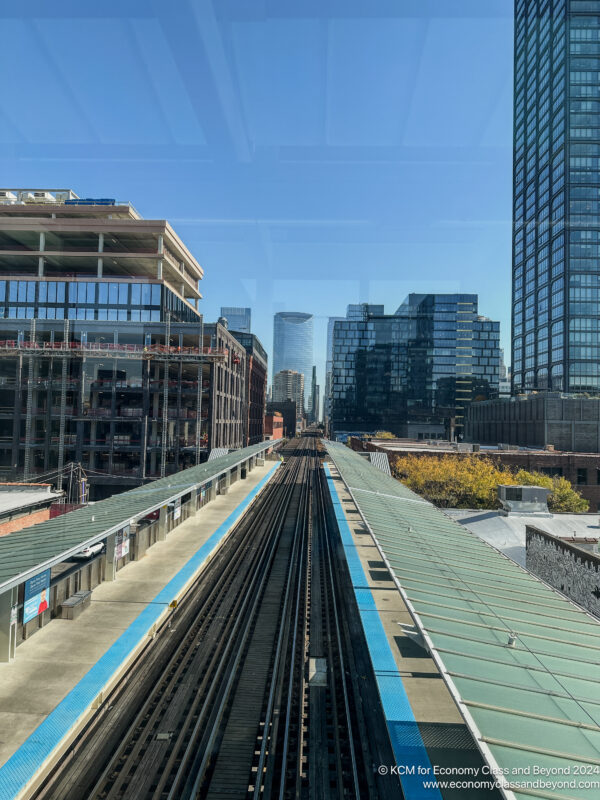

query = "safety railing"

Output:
[[0, 340, 228, 358]]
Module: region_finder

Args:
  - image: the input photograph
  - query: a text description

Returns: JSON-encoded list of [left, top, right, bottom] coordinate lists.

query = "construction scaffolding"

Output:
[[0, 320, 231, 497]]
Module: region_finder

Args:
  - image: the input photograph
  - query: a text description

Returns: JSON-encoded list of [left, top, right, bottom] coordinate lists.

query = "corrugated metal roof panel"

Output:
[[0, 441, 277, 593]]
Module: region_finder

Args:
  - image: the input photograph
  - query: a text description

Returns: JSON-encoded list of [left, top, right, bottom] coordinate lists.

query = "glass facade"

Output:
[[272, 312, 314, 408], [220, 306, 251, 333], [513, 0, 600, 392], [0, 279, 199, 323], [324, 316, 344, 431], [331, 295, 500, 438]]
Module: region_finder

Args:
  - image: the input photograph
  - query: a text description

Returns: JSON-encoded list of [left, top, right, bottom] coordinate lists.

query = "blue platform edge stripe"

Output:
[[0, 462, 280, 800], [323, 463, 442, 800]]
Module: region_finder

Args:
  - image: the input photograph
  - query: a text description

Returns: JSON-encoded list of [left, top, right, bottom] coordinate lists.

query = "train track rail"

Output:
[[34, 437, 399, 800]]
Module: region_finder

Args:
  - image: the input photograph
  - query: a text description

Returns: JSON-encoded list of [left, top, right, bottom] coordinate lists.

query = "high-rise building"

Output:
[[346, 303, 384, 320], [307, 365, 320, 424], [272, 369, 304, 429], [324, 316, 344, 433], [272, 312, 313, 409], [220, 306, 251, 333], [0, 189, 244, 497], [331, 294, 500, 439], [512, 0, 600, 394]]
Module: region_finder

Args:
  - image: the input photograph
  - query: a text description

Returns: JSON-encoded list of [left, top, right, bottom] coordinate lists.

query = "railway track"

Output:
[[35, 437, 399, 800]]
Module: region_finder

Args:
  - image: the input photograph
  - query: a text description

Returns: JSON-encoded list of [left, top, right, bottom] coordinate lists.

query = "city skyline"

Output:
[[1, 4, 600, 797]]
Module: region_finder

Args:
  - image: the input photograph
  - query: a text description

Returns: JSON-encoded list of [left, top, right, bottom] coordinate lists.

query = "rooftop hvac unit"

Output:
[[29, 191, 56, 203], [0, 191, 17, 203], [497, 484, 551, 516]]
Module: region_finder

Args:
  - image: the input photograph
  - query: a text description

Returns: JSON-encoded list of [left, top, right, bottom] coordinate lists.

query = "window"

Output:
[[577, 468, 588, 485]]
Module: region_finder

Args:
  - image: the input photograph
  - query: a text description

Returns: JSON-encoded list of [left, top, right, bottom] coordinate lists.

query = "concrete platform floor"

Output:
[[0, 462, 276, 768]]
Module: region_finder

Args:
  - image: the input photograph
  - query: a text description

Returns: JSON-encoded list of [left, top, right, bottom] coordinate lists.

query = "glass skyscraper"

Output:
[[272, 312, 314, 409], [330, 295, 500, 439], [220, 306, 251, 333], [512, 0, 600, 393]]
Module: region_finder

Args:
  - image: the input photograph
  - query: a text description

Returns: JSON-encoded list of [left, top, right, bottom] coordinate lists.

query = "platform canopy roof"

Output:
[[0, 440, 279, 594], [324, 440, 600, 800]]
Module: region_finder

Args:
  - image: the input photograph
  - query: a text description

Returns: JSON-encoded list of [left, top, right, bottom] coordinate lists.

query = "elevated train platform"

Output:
[[323, 441, 600, 800], [0, 442, 280, 799]]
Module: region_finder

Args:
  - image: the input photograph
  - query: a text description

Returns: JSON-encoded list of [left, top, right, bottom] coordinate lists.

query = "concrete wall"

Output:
[[466, 395, 600, 453], [526, 526, 600, 618]]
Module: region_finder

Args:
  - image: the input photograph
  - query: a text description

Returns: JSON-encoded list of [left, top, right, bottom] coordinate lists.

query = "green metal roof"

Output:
[[0, 440, 279, 594], [324, 441, 600, 800]]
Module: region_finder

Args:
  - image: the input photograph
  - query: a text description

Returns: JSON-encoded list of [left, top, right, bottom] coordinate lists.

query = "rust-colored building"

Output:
[[265, 412, 284, 440]]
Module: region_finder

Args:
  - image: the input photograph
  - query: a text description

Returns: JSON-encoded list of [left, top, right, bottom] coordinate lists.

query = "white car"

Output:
[[73, 542, 105, 560]]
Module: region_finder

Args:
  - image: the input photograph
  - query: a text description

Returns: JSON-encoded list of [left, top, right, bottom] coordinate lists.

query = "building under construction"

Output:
[[0, 189, 248, 499]]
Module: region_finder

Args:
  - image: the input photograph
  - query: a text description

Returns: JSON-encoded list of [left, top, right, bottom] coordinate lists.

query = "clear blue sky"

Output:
[[1, 0, 514, 389]]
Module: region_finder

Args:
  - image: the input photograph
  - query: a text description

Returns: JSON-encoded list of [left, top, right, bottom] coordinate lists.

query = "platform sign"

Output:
[[173, 498, 181, 521], [23, 569, 50, 624], [115, 526, 130, 560]]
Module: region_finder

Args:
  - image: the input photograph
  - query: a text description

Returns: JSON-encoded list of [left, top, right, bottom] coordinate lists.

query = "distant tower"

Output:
[[272, 312, 313, 410], [308, 365, 318, 424], [220, 306, 251, 333], [272, 369, 305, 413]]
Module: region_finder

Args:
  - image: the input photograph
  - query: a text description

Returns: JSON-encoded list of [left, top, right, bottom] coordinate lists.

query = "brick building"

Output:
[[229, 331, 268, 446], [0, 483, 60, 536], [350, 437, 600, 511], [264, 412, 283, 440]]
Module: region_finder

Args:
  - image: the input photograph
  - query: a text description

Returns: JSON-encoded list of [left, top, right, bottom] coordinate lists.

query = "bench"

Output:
[[60, 590, 92, 621]]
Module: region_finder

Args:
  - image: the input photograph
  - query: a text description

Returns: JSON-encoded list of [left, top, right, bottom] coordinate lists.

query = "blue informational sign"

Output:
[[23, 569, 50, 624]]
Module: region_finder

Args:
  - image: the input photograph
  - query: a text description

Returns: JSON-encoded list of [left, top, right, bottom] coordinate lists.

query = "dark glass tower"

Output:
[[330, 295, 500, 439], [512, 0, 600, 393]]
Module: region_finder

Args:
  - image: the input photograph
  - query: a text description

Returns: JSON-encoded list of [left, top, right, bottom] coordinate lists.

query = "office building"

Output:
[[220, 306, 251, 333], [330, 294, 500, 439], [0, 189, 240, 498], [272, 312, 313, 410], [324, 315, 344, 434], [229, 331, 268, 445], [272, 369, 304, 430], [512, 0, 600, 393], [346, 303, 384, 320], [307, 365, 320, 424]]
